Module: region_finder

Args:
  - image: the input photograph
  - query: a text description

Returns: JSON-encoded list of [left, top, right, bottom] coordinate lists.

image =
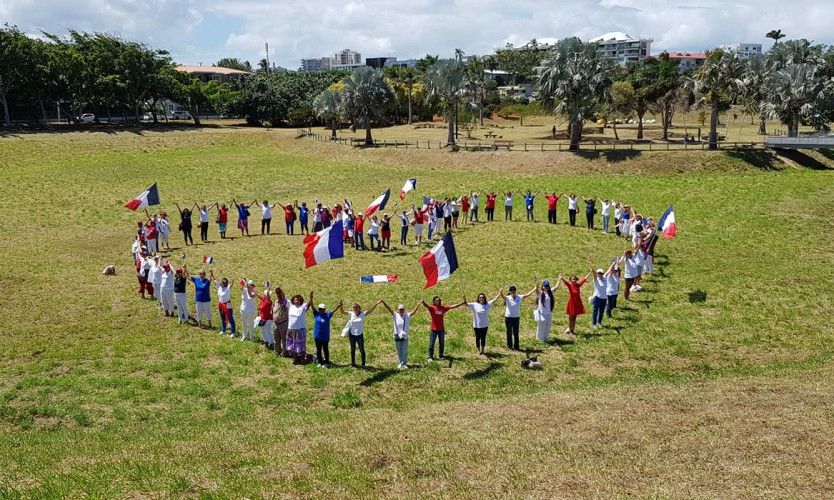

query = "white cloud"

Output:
[[1, 0, 832, 68]]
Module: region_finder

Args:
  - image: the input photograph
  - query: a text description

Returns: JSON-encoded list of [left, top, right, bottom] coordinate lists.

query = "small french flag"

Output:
[[658, 204, 677, 239], [364, 189, 391, 218], [400, 179, 417, 200], [360, 274, 399, 284], [124, 183, 160, 211], [203, 256, 214, 264]]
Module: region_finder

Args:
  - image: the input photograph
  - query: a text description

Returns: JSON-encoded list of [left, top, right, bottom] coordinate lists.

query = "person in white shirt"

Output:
[[131, 236, 141, 263], [198, 203, 215, 243], [535, 280, 559, 342], [442, 198, 453, 232], [159, 262, 175, 317], [567, 194, 578, 226], [614, 203, 623, 236], [339, 300, 382, 367], [157, 213, 171, 251], [148, 256, 162, 303], [501, 284, 536, 350], [601, 200, 612, 233], [368, 216, 381, 251], [622, 248, 641, 300], [216, 278, 236, 337], [465, 292, 501, 355], [286, 291, 313, 364], [591, 260, 617, 327], [470, 192, 480, 222], [239, 280, 256, 341], [605, 262, 621, 318], [260, 200, 275, 235], [381, 301, 420, 369], [504, 192, 514, 221]]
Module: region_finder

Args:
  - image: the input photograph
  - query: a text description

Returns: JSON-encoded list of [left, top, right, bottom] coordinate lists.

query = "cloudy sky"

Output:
[[2, 0, 832, 68]]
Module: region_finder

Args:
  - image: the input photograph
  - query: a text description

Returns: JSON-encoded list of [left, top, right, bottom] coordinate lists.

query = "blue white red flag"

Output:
[[658, 205, 677, 239], [303, 220, 344, 268], [400, 179, 417, 200], [364, 189, 391, 217], [419, 232, 459, 288], [124, 183, 160, 211], [360, 274, 399, 284]]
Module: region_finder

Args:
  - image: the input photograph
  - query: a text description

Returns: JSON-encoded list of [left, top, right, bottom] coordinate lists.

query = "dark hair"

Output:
[[291, 294, 303, 305]]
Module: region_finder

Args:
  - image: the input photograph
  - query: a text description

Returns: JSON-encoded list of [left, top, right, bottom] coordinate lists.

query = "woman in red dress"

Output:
[[561, 271, 592, 336]]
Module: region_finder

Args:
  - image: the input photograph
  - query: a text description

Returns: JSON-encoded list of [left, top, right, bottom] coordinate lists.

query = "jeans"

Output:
[[300, 220, 309, 234], [586, 211, 594, 229], [200, 222, 209, 241], [605, 294, 618, 317], [603, 214, 610, 232], [315, 339, 330, 364], [526, 207, 534, 221], [261, 218, 271, 234], [486, 207, 494, 221], [443, 216, 452, 232], [400, 226, 408, 245], [592, 296, 607, 325], [355, 232, 366, 250], [219, 305, 236, 334], [505, 317, 520, 350], [285, 220, 294, 235], [474, 327, 488, 351], [470, 207, 479, 221], [504, 206, 512, 220], [548, 209, 556, 224], [369, 234, 380, 251], [349, 334, 366, 366], [395, 338, 408, 365], [569, 209, 576, 226], [429, 330, 445, 359]]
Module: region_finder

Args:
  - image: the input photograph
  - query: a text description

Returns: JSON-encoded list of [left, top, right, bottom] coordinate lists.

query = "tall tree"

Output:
[[0, 25, 33, 126], [215, 58, 252, 72], [738, 56, 769, 135], [766, 29, 786, 47], [649, 53, 682, 140], [342, 66, 392, 145], [312, 88, 343, 139], [604, 81, 635, 140], [763, 63, 832, 137], [693, 49, 744, 149], [423, 59, 467, 146], [537, 37, 613, 151]]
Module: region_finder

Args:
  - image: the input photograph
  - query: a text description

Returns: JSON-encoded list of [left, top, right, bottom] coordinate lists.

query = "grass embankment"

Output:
[[0, 127, 832, 496]]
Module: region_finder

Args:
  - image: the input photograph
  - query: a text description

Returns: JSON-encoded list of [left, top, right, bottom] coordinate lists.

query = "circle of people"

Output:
[[132, 191, 660, 369]]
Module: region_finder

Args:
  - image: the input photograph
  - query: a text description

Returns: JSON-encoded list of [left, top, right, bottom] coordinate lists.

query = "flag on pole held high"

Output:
[[419, 232, 459, 288], [658, 204, 677, 239], [360, 274, 399, 284], [124, 183, 160, 211], [400, 179, 417, 200], [364, 189, 391, 218], [303, 219, 344, 268]]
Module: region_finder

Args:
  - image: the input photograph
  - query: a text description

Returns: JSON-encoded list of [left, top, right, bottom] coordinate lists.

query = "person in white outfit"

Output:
[[535, 280, 558, 342], [173, 267, 189, 323], [381, 300, 420, 369], [239, 280, 256, 341], [148, 256, 162, 303], [159, 262, 175, 317], [465, 292, 501, 355], [157, 212, 171, 251]]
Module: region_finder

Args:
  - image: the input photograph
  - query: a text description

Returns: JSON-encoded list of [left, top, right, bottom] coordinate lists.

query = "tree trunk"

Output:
[[192, 102, 201, 126], [407, 85, 413, 125], [613, 122, 619, 141], [708, 99, 719, 150], [151, 98, 159, 124], [134, 102, 141, 125], [569, 118, 582, 151], [365, 116, 373, 145], [637, 111, 645, 139], [758, 115, 766, 135], [331, 118, 337, 139], [446, 110, 455, 146], [454, 104, 459, 139], [1, 94, 11, 127], [39, 100, 48, 124]]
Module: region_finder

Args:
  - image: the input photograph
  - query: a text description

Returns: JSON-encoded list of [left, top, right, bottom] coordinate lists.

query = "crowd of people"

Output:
[[131, 190, 662, 369]]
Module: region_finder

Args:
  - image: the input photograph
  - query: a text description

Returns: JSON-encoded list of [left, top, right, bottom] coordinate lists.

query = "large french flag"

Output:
[[658, 204, 677, 239], [364, 189, 391, 217], [360, 274, 398, 284], [400, 179, 416, 200], [303, 220, 344, 268], [419, 232, 459, 288], [124, 183, 160, 211]]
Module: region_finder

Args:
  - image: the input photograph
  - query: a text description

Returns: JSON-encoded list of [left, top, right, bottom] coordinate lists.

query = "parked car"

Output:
[[78, 113, 96, 124], [170, 111, 192, 120]]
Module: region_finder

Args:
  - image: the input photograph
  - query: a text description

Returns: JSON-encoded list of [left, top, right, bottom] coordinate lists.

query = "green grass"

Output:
[[1, 127, 833, 496]]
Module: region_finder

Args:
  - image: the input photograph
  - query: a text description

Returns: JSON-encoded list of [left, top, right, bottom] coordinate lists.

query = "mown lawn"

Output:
[[0, 127, 832, 497]]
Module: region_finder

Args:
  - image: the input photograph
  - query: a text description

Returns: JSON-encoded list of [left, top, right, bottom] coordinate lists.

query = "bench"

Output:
[[493, 139, 514, 150], [464, 144, 494, 152]]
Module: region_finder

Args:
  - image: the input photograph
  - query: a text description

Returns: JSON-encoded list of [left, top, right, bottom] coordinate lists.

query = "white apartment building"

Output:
[[301, 49, 363, 72], [721, 43, 763, 59], [589, 32, 653, 65], [300, 57, 332, 72]]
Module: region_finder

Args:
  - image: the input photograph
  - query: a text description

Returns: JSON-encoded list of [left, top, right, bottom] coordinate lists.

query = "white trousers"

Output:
[[260, 319, 274, 343], [146, 238, 157, 255], [644, 255, 654, 274], [196, 301, 212, 322], [536, 314, 553, 342], [175, 293, 188, 322], [239, 309, 255, 340], [161, 289, 175, 312]]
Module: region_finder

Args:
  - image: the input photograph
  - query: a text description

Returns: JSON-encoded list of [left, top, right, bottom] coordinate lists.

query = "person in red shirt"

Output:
[[461, 194, 470, 224], [561, 272, 591, 336], [546, 192, 560, 224], [353, 214, 366, 250], [412, 206, 428, 245], [216, 204, 229, 239], [420, 296, 465, 361], [485, 192, 497, 221], [277, 201, 296, 235]]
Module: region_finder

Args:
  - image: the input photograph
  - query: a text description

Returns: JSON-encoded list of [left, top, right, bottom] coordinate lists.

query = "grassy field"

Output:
[[1, 126, 833, 497]]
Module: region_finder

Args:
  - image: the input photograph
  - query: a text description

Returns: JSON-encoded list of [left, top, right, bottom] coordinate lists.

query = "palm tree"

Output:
[[766, 29, 786, 47], [214, 58, 251, 72], [738, 56, 768, 135], [465, 56, 487, 126], [258, 58, 270, 73], [537, 37, 613, 151], [692, 49, 744, 149], [763, 63, 832, 137], [423, 59, 467, 146], [342, 66, 392, 145], [313, 89, 343, 139]]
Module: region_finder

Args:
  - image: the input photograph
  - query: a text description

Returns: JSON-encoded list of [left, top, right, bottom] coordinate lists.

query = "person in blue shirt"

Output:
[[232, 198, 252, 237], [312, 301, 343, 366], [185, 264, 213, 329], [297, 201, 310, 235], [524, 191, 540, 222]]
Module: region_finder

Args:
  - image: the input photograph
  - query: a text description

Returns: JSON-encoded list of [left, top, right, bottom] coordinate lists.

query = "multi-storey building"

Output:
[[589, 32, 653, 64]]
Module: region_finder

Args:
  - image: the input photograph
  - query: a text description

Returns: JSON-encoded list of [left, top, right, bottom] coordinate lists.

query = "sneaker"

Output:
[[564, 328, 571, 334], [397, 363, 403, 370], [427, 357, 434, 363], [402, 364, 408, 369], [635, 285, 642, 291]]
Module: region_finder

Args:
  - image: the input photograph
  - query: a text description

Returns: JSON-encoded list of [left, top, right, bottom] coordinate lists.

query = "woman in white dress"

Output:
[[535, 280, 558, 342], [239, 280, 256, 341]]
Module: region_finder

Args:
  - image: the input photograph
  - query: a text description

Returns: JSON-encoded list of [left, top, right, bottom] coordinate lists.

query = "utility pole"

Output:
[[265, 42, 270, 75]]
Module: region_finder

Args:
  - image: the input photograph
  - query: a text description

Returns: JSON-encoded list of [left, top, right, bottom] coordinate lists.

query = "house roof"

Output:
[[175, 65, 253, 75], [666, 51, 706, 59]]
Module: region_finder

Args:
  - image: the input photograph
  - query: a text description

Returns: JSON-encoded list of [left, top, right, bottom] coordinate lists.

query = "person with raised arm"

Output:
[[340, 300, 383, 368], [399, 209, 412, 247], [197, 203, 217, 242], [591, 259, 617, 328], [545, 192, 560, 224], [561, 271, 592, 336], [535, 279, 559, 342], [232, 199, 253, 237], [215, 276, 236, 337], [257, 199, 275, 235], [216, 203, 229, 239], [605, 259, 622, 318], [622, 247, 641, 301], [286, 291, 314, 364], [173, 266, 189, 324], [174, 202, 196, 246], [501, 284, 537, 351], [470, 192, 480, 222], [600, 199, 613, 233], [276, 201, 296, 235], [380, 213, 392, 250], [271, 287, 290, 355], [253, 287, 274, 349], [381, 300, 421, 369], [566, 193, 578, 226], [464, 291, 502, 355], [188, 265, 214, 329], [485, 191, 497, 221], [421, 296, 466, 362], [238, 279, 256, 341], [503, 191, 514, 221], [297, 201, 310, 235], [524, 190, 540, 222], [412, 204, 427, 245], [583, 196, 597, 230], [159, 261, 175, 318], [312, 300, 344, 367]]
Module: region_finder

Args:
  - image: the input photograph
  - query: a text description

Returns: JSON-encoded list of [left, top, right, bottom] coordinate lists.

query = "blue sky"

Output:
[[2, 0, 832, 68]]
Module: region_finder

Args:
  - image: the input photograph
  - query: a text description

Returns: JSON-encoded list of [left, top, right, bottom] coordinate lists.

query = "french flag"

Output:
[[124, 183, 160, 211], [303, 219, 344, 268], [360, 274, 399, 284], [364, 189, 391, 218], [400, 179, 417, 200], [658, 204, 677, 239], [419, 232, 459, 288]]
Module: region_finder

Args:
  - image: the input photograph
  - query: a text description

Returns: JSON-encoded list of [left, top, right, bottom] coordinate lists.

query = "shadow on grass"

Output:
[[462, 362, 501, 380], [359, 368, 398, 387], [571, 150, 642, 163], [1, 122, 227, 137], [484, 351, 508, 359], [726, 149, 783, 171], [817, 149, 834, 162], [774, 149, 833, 170], [688, 290, 708, 303]]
